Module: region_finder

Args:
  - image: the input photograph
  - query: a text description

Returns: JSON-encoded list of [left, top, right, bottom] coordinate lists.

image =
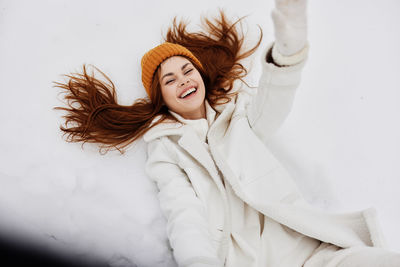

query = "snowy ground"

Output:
[[0, 0, 399, 266]]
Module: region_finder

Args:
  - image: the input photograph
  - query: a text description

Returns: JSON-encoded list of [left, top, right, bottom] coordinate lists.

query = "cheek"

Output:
[[160, 85, 176, 104], [196, 73, 205, 88]]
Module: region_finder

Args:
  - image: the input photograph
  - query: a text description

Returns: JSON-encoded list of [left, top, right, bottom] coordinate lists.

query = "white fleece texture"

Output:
[[0, 0, 399, 266]]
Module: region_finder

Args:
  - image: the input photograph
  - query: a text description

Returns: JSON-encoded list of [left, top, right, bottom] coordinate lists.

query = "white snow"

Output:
[[0, 0, 399, 266]]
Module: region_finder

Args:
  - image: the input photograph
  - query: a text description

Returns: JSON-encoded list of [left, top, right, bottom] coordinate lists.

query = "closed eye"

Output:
[[166, 79, 175, 85], [164, 67, 193, 85], [184, 69, 193, 75]]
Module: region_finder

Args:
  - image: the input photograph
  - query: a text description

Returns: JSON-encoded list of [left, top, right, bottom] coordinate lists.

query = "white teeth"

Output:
[[180, 88, 196, 98]]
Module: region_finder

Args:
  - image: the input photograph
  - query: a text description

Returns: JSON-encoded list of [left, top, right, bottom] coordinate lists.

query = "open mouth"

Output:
[[179, 87, 197, 99]]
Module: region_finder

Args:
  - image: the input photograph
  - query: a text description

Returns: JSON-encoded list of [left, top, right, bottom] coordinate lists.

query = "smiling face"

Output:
[[158, 56, 206, 120]]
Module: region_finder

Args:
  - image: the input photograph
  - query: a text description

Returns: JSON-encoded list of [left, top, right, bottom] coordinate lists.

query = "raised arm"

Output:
[[271, 0, 308, 64], [245, 0, 309, 144], [145, 139, 223, 267]]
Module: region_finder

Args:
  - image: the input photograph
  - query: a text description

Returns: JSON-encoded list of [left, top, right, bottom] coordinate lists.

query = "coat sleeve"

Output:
[[244, 43, 309, 144], [145, 138, 224, 267]]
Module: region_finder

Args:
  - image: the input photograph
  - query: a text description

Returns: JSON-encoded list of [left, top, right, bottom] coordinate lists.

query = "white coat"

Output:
[[143, 44, 386, 267]]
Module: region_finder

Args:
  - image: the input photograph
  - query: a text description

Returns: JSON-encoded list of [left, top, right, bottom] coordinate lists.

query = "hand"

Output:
[[272, 0, 308, 56]]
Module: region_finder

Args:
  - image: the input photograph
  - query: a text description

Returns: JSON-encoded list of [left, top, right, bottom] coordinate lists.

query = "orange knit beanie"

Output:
[[141, 42, 203, 98]]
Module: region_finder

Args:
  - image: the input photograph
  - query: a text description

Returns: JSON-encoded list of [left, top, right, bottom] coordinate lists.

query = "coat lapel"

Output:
[[143, 100, 237, 192], [178, 130, 226, 190]]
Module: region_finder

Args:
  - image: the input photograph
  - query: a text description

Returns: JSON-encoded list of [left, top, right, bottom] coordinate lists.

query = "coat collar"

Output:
[[143, 98, 236, 143], [169, 99, 217, 129], [143, 99, 236, 191]]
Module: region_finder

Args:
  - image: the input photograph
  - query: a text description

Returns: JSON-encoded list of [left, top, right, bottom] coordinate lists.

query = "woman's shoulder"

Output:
[[143, 116, 184, 143]]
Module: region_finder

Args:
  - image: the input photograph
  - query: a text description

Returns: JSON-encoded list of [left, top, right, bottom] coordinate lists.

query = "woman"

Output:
[[55, 0, 400, 266]]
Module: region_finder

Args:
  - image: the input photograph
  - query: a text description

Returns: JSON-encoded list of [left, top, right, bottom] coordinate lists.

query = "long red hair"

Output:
[[54, 10, 262, 153]]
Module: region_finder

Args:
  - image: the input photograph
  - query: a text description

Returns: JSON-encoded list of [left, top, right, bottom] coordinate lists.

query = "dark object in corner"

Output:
[[0, 234, 109, 267]]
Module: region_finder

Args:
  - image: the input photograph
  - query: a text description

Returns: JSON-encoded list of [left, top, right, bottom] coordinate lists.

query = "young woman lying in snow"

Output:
[[54, 0, 400, 266]]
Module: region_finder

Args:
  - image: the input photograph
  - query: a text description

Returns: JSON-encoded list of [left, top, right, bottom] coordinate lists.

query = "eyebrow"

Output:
[[161, 62, 192, 81]]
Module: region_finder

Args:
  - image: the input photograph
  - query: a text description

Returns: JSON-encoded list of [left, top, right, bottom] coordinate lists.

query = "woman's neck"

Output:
[[179, 102, 206, 120]]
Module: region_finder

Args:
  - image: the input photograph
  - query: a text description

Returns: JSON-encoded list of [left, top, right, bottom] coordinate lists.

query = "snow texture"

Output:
[[0, 0, 399, 266]]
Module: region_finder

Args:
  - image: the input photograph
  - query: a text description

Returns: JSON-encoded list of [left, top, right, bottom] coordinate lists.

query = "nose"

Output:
[[179, 77, 190, 86]]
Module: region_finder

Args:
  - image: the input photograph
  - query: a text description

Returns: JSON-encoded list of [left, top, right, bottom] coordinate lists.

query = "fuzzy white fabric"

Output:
[[143, 44, 391, 266], [271, 0, 307, 57], [0, 1, 399, 266]]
